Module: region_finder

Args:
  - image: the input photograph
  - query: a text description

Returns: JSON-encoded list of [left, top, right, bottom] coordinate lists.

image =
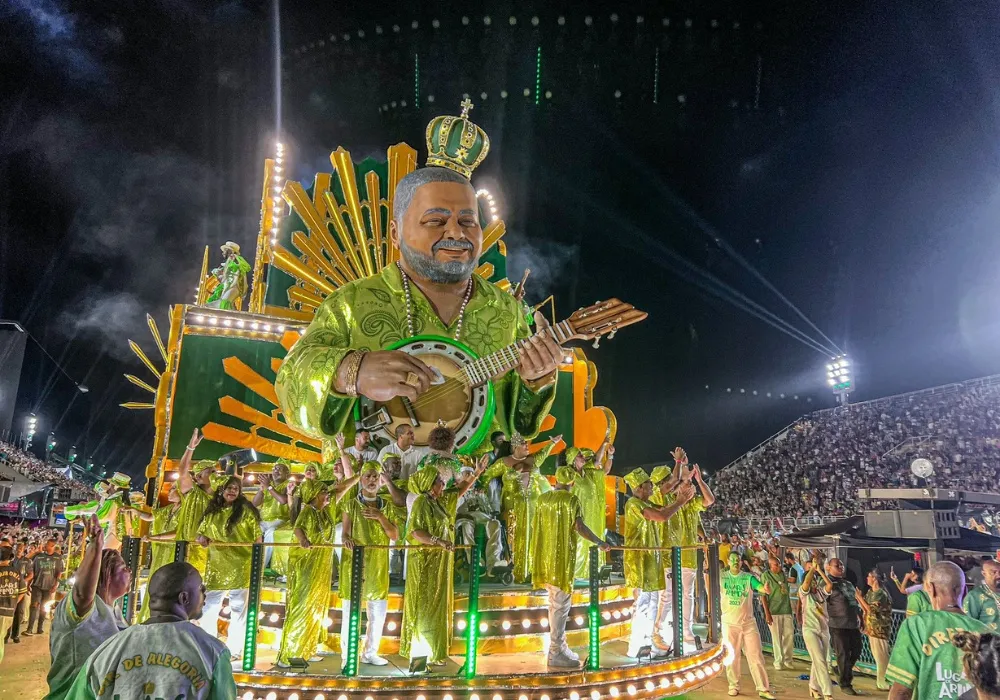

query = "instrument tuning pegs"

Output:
[[608, 329, 617, 340], [592, 335, 602, 349]]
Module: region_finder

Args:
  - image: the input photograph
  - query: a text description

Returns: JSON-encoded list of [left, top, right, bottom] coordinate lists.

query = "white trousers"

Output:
[[802, 628, 833, 697], [768, 614, 795, 668], [869, 636, 890, 688], [341, 599, 388, 659], [655, 567, 698, 644], [202, 588, 249, 657], [628, 589, 659, 657], [261, 519, 284, 568], [457, 512, 506, 571], [545, 584, 573, 658], [723, 620, 770, 693]]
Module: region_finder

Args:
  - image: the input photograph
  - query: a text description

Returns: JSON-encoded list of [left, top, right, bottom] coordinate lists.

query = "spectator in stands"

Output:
[[710, 382, 1000, 518], [825, 557, 863, 696], [25, 538, 63, 636], [0, 440, 96, 497]]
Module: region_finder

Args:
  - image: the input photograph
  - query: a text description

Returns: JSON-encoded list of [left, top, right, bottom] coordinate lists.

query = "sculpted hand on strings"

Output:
[[336, 350, 437, 402], [517, 312, 564, 382]]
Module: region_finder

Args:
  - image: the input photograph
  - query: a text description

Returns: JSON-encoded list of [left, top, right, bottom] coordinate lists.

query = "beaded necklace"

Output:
[[397, 261, 473, 340]]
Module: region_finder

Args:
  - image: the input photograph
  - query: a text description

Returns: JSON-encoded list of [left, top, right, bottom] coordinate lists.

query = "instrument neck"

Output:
[[461, 320, 574, 387]]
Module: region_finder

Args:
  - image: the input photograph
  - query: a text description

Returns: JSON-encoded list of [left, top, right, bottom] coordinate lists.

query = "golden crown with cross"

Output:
[[425, 98, 491, 178]]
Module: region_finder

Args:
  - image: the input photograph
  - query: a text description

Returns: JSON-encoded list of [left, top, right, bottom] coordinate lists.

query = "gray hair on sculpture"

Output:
[[392, 166, 475, 224]]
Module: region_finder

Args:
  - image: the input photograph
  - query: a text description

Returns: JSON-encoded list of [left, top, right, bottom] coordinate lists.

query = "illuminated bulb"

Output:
[[479, 622, 488, 633], [276, 142, 284, 150], [365, 696, 373, 700], [386, 621, 396, 631], [236, 320, 244, 328], [289, 695, 299, 700], [492, 215, 499, 221], [443, 695, 453, 700], [170, 472, 179, 480], [243, 693, 254, 700], [266, 693, 277, 700], [541, 696, 550, 700], [268, 612, 278, 623], [521, 618, 531, 629], [335, 695, 345, 700], [492, 695, 501, 700], [457, 619, 467, 630], [471, 695, 480, 700], [602, 611, 611, 621], [612, 611, 622, 620], [194, 315, 204, 322], [262, 324, 271, 331], [540, 618, 549, 628], [322, 617, 333, 628], [519, 696, 528, 700], [711, 662, 722, 672], [626, 686, 636, 697], [591, 692, 600, 700], [623, 608, 632, 616], [659, 678, 669, 689], [251, 322, 259, 329], [673, 678, 683, 689], [223, 319, 232, 327], [209, 317, 218, 325], [574, 615, 584, 625], [570, 693, 579, 700], [416, 696, 425, 700], [276, 325, 285, 331], [501, 620, 511, 631], [685, 672, 696, 682], [246, 474, 255, 483], [695, 669, 705, 679], [644, 682, 654, 691], [609, 688, 619, 698]]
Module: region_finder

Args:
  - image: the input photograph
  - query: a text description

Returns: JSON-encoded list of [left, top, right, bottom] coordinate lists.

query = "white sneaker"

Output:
[[562, 647, 580, 662], [547, 652, 580, 668], [308, 656, 323, 662], [361, 653, 389, 666], [728, 689, 739, 697]]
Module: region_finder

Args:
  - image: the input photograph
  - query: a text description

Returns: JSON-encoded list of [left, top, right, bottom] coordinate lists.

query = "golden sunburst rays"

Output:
[[122, 316, 168, 410], [199, 355, 322, 463]]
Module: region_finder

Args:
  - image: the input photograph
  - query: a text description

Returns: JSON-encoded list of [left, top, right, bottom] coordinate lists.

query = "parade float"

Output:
[[119, 103, 726, 698]]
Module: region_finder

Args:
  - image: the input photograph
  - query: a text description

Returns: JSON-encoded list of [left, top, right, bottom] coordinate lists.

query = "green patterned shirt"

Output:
[[275, 265, 555, 445], [963, 584, 1000, 631]]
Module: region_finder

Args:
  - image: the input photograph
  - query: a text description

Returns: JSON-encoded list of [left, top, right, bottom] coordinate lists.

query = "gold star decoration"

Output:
[[456, 147, 469, 158]]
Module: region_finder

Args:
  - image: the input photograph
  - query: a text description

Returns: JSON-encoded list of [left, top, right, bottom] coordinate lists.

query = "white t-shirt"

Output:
[[721, 570, 762, 626], [377, 443, 426, 481], [799, 585, 830, 634], [65, 620, 235, 700], [46, 596, 129, 700], [345, 446, 378, 465]]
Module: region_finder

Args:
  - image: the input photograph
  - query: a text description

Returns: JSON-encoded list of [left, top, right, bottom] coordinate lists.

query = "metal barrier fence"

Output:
[[752, 598, 904, 675]]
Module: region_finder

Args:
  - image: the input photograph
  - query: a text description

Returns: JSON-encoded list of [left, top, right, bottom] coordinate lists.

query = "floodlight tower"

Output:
[[23, 414, 37, 450], [826, 355, 854, 405]]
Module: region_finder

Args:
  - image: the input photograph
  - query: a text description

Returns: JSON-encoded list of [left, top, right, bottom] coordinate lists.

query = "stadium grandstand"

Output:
[[709, 374, 1000, 524], [0, 439, 98, 504]]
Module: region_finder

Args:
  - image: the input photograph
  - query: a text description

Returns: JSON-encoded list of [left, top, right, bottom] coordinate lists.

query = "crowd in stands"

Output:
[[0, 440, 96, 498], [710, 379, 1000, 519]]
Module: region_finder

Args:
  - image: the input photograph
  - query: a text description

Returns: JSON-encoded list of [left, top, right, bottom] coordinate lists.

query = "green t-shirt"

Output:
[[963, 584, 1000, 631], [886, 610, 987, 699], [906, 588, 932, 616], [761, 569, 792, 616]]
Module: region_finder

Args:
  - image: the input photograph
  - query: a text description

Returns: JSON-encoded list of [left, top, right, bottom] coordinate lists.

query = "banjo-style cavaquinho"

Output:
[[357, 298, 647, 453]]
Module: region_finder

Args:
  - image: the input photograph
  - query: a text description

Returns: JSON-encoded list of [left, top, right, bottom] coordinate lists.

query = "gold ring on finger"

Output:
[[404, 371, 421, 388]]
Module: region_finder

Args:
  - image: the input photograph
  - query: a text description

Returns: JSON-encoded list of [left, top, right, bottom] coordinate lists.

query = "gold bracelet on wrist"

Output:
[[524, 369, 557, 392], [342, 351, 366, 398]]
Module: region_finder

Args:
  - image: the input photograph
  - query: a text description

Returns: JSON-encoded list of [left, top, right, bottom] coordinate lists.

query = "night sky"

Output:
[[4, 0, 1000, 479]]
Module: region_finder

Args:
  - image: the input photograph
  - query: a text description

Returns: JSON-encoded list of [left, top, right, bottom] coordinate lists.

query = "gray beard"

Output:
[[399, 239, 476, 284]]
